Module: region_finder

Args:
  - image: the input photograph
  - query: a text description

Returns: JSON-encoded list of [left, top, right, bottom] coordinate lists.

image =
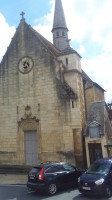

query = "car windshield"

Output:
[[87, 161, 111, 175]]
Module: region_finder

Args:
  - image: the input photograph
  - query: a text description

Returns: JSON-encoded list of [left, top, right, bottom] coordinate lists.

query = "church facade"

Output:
[[0, 0, 112, 168]]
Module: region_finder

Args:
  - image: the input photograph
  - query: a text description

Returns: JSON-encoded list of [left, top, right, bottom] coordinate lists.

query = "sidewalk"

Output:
[[0, 174, 27, 185]]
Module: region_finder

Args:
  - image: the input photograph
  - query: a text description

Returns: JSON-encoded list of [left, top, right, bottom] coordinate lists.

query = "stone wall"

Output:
[[85, 84, 104, 115], [57, 53, 86, 167], [0, 20, 86, 167]]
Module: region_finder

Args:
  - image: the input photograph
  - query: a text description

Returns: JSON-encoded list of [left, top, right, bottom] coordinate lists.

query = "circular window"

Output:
[[18, 56, 33, 74]]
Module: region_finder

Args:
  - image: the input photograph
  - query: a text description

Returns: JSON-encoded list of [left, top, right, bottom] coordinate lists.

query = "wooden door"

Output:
[[24, 131, 37, 165], [89, 143, 102, 165]]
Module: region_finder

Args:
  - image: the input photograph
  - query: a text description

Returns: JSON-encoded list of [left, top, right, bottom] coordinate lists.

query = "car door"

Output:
[[45, 165, 68, 186], [54, 165, 69, 186], [62, 163, 79, 184]]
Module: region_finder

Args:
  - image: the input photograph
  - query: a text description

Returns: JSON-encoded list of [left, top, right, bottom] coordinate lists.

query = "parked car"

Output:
[[27, 162, 84, 195], [78, 157, 112, 198]]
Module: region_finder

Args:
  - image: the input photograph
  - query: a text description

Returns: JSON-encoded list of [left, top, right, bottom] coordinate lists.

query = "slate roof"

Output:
[[52, 0, 68, 32], [82, 70, 105, 92], [87, 101, 105, 135], [82, 70, 93, 83], [58, 46, 81, 58]]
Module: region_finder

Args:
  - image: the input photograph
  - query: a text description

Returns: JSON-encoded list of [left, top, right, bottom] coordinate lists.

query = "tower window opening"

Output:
[[66, 58, 68, 65], [62, 31, 65, 36], [57, 32, 59, 37], [72, 101, 74, 108]]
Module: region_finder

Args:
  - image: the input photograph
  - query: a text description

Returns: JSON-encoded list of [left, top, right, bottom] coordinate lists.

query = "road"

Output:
[[0, 185, 110, 200]]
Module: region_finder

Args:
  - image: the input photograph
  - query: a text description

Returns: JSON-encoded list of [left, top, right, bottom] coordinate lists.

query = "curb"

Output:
[[0, 184, 27, 187]]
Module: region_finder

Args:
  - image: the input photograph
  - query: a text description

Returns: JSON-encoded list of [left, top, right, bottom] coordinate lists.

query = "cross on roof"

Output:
[[20, 12, 25, 19]]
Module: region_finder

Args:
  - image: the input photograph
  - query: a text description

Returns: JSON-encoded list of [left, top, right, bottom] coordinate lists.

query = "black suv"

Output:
[[27, 162, 84, 195]]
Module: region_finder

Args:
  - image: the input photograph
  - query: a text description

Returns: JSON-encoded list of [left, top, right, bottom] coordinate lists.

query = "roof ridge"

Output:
[[26, 23, 60, 56], [58, 46, 81, 57], [82, 70, 105, 91]]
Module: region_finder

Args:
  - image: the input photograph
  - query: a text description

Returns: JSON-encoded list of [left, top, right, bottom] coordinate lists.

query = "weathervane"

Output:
[[20, 12, 25, 19]]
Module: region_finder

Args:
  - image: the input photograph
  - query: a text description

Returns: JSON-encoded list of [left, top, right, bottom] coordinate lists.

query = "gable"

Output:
[[0, 19, 60, 69]]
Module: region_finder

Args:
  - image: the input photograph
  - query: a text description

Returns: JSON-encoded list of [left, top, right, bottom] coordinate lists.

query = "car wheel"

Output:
[[48, 183, 57, 195], [105, 186, 112, 198]]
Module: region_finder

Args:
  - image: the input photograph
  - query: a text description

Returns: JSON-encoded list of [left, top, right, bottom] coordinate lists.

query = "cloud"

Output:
[[0, 13, 15, 61], [61, 0, 112, 102], [34, 23, 53, 42], [82, 52, 112, 102], [33, 0, 54, 42], [90, 0, 112, 54], [33, 0, 112, 54], [78, 45, 86, 55]]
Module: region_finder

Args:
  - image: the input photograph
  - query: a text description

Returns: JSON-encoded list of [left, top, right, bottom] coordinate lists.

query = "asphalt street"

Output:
[[0, 185, 110, 200]]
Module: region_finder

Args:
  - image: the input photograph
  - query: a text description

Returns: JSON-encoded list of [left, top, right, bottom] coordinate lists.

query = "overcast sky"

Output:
[[0, 0, 112, 103]]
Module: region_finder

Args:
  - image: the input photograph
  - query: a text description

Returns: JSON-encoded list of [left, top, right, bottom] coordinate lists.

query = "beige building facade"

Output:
[[0, 16, 85, 168], [85, 102, 112, 167], [83, 71, 112, 167], [0, 0, 112, 168]]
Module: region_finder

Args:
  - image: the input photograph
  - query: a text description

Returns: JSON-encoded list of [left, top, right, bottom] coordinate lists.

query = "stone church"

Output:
[[0, 0, 112, 168]]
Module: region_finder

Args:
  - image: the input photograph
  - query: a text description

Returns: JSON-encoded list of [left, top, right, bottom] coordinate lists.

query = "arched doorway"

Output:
[[18, 118, 40, 165]]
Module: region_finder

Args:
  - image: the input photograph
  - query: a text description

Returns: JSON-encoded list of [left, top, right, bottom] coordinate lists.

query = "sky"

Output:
[[0, 0, 112, 103]]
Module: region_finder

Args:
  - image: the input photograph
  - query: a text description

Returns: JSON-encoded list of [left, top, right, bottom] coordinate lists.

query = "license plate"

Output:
[[30, 176, 35, 179], [82, 186, 91, 190]]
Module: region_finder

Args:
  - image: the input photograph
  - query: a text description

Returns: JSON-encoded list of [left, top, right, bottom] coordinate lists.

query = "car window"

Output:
[[63, 164, 75, 172], [30, 167, 41, 174], [45, 165, 65, 173], [87, 161, 111, 175]]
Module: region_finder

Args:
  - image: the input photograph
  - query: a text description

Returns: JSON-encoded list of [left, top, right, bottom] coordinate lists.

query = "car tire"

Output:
[[48, 183, 57, 195], [105, 186, 112, 198]]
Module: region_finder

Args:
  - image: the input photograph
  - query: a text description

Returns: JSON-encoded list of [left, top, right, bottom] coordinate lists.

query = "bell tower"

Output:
[[52, 0, 70, 51]]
